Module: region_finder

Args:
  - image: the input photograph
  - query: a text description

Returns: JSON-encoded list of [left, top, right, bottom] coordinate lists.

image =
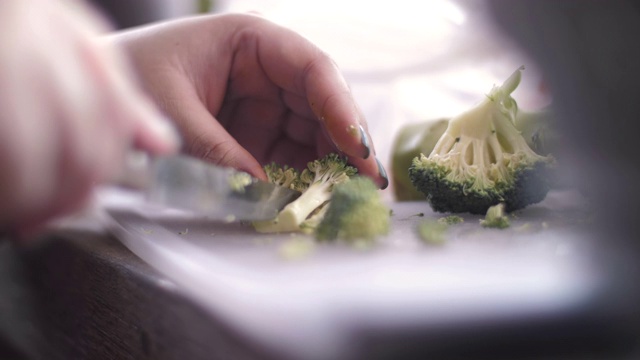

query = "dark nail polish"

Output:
[[376, 157, 389, 190], [359, 125, 371, 159]]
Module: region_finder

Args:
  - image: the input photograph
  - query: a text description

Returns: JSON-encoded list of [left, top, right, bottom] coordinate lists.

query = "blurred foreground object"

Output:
[[489, 0, 640, 354], [0, 0, 178, 235], [488, 0, 640, 246]]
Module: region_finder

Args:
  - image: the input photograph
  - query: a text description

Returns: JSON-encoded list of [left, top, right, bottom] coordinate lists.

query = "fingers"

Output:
[[250, 17, 388, 188], [162, 79, 268, 180], [57, 0, 181, 158], [79, 38, 181, 157], [250, 25, 368, 157], [0, 0, 182, 235]]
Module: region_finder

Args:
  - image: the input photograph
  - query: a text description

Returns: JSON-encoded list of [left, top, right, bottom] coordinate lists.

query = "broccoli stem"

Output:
[[275, 182, 332, 230], [429, 67, 545, 191]]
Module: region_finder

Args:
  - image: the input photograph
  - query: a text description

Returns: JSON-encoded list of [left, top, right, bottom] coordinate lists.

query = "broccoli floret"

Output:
[[253, 153, 357, 233], [480, 203, 511, 229], [391, 108, 557, 202], [315, 176, 390, 242], [408, 66, 555, 214], [263, 162, 306, 192]]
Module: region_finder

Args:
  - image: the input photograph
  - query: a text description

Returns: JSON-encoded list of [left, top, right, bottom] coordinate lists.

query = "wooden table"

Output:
[[0, 230, 278, 360]]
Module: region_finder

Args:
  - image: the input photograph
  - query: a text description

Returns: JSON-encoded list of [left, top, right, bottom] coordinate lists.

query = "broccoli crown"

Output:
[[300, 153, 357, 188], [315, 176, 390, 242], [253, 153, 357, 234], [264, 162, 306, 192], [408, 67, 555, 214]]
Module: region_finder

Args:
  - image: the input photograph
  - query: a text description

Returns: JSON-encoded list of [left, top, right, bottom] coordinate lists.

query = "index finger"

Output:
[[241, 16, 388, 188]]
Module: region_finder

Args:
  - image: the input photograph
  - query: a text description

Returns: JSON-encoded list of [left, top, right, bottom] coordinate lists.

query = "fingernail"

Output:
[[376, 157, 389, 190], [359, 125, 371, 159]]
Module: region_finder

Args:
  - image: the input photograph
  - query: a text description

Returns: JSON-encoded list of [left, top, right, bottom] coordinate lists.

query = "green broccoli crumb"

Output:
[[417, 220, 449, 245], [438, 215, 464, 225], [480, 204, 510, 229], [228, 171, 253, 193], [140, 227, 154, 235], [279, 237, 315, 260]]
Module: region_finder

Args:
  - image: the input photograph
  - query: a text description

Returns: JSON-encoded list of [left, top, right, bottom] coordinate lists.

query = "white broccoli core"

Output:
[[275, 181, 333, 229], [428, 67, 546, 191]]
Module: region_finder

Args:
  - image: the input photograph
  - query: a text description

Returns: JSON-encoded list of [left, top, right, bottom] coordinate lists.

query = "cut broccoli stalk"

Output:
[[315, 176, 390, 242], [409, 66, 555, 214], [253, 153, 356, 233]]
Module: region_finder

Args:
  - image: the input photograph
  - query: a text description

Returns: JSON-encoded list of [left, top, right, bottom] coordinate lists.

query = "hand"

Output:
[[0, 0, 179, 235], [111, 13, 388, 188]]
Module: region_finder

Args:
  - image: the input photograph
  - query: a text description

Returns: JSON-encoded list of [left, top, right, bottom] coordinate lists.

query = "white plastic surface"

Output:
[[101, 188, 597, 360]]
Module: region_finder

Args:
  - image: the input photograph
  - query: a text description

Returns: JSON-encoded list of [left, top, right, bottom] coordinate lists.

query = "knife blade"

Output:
[[119, 151, 301, 221]]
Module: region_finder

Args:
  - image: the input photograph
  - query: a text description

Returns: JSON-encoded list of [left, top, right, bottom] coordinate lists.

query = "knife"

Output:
[[118, 151, 301, 221]]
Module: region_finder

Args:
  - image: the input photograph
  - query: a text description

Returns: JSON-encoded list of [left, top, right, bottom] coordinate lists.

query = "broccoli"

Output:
[[262, 162, 306, 191], [315, 176, 390, 242], [438, 215, 464, 225], [392, 80, 560, 202], [227, 171, 254, 193], [417, 219, 449, 245], [480, 203, 511, 229], [253, 153, 357, 233], [408, 66, 555, 214]]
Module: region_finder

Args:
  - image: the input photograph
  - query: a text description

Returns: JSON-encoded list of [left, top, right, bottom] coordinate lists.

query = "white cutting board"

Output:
[[101, 188, 597, 360]]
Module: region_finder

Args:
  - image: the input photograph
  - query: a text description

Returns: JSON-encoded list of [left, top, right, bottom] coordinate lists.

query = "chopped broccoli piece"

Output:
[[228, 171, 253, 193], [253, 153, 357, 233], [417, 220, 448, 245], [279, 237, 316, 260], [315, 176, 390, 242], [480, 203, 510, 229], [438, 215, 464, 225], [408, 66, 555, 214]]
